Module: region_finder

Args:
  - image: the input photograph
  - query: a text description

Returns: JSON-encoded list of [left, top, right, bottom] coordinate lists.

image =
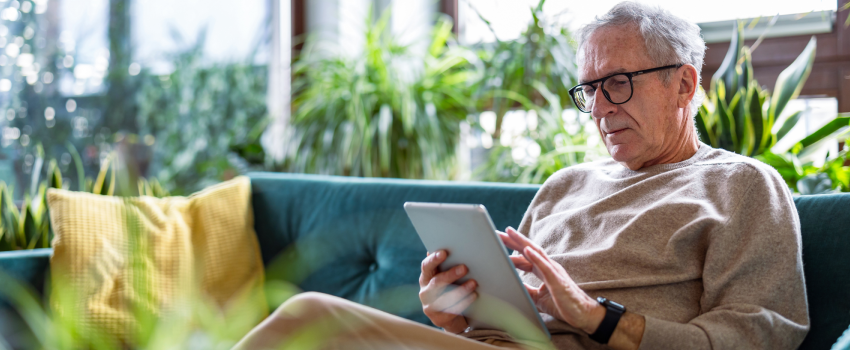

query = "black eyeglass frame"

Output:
[[568, 64, 683, 113]]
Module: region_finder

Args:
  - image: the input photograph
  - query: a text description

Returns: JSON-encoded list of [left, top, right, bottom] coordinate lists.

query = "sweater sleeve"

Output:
[[639, 166, 809, 350]]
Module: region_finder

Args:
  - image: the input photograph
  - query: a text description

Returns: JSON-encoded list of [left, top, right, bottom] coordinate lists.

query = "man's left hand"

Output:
[[499, 227, 606, 335]]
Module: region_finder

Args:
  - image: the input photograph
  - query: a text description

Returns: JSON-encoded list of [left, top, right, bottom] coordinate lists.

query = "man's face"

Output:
[[579, 25, 686, 170]]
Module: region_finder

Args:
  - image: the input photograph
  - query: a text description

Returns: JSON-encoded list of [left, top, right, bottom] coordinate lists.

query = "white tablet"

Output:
[[404, 202, 551, 341]]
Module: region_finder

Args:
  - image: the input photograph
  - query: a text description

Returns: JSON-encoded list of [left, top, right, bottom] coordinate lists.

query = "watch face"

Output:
[[608, 300, 625, 311], [597, 297, 626, 312]]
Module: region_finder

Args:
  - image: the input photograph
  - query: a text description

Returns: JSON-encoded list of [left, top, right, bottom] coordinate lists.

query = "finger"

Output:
[[422, 264, 469, 301], [509, 228, 552, 263], [505, 227, 537, 253], [524, 247, 561, 286], [524, 284, 538, 298], [443, 291, 478, 315], [500, 229, 525, 252], [505, 227, 543, 253], [432, 279, 477, 313], [510, 255, 533, 272], [419, 250, 448, 286], [431, 264, 468, 288]]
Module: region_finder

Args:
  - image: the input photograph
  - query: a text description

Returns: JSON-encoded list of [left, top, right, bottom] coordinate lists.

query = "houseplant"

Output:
[[0, 144, 168, 252], [278, 10, 477, 180], [697, 23, 850, 193]]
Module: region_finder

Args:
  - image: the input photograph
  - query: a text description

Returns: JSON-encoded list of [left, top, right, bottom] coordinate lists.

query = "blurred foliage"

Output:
[[698, 22, 850, 194], [469, 0, 604, 183], [1, 0, 267, 197], [475, 82, 605, 183], [0, 206, 271, 349], [136, 31, 269, 195], [0, 143, 168, 252], [0, 0, 94, 198], [758, 149, 850, 195], [468, 0, 577, 139], [279, 10, 476, 179]]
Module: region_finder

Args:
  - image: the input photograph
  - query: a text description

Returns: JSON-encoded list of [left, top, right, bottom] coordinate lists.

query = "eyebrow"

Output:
[[579, 67, 628, 84]]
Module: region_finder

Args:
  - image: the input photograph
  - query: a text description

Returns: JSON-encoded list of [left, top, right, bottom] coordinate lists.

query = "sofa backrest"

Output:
[[794, 194, 850, 350], [249, 173, 539, 325], [249, 173, 850, 350]]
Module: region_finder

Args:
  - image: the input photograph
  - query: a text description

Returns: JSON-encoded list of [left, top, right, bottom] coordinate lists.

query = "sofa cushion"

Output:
[[793, 194, 850, 350], [47, 176, 267, 342], [249, 173, 539, 325]]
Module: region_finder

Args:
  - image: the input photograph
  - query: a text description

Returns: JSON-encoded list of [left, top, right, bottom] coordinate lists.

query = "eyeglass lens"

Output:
[[575, 74, 632, 112]]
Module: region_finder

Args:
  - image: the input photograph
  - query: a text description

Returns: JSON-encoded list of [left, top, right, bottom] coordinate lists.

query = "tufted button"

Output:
[[369, 262, 379, 272]]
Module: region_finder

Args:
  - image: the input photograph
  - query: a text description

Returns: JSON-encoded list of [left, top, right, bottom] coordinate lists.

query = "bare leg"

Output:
[[232, 292, 525, 350]]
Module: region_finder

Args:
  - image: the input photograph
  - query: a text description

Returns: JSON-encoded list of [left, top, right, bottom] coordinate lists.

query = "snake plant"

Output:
[[0, 144, 170, 252], [696, 23, 850, 194]]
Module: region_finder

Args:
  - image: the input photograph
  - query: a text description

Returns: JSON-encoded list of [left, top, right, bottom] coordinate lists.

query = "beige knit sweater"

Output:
[[471, 143, 809, 349]]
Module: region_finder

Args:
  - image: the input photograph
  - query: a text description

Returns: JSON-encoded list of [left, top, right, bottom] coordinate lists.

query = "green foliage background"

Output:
[[279, 12, 475, 179], [135, 32, 269, 195]]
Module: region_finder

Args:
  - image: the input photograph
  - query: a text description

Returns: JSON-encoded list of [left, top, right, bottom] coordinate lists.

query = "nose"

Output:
[[590, 90, 618, 120]]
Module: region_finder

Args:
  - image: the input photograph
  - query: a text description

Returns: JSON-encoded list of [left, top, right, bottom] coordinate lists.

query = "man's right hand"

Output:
[[419, 250, 478, 334]]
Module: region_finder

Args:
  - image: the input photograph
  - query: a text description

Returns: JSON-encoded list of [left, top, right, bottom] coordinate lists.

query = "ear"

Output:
[[677, 64, 698, 109]]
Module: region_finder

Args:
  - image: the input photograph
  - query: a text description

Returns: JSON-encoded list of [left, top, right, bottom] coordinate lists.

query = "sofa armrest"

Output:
[[0, 248, 52, 297]]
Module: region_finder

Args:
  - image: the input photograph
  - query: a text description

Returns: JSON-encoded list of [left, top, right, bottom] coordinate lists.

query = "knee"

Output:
[[272, 292, 342, 318]]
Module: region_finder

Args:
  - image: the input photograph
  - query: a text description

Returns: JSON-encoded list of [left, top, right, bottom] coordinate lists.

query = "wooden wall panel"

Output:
[[439, 0, 460, 34], [292, 0, 306, 50]]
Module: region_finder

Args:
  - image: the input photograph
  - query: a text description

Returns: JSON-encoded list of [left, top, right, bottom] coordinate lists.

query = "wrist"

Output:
[[582, 298, 607, 334], [442, 317, 470, 334]]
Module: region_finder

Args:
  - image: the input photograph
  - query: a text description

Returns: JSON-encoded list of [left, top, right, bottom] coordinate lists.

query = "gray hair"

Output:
[[576, 1, 706, 116]]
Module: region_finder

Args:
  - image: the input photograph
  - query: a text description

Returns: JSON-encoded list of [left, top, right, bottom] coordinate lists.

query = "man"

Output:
[[234, 2, 809, 349]]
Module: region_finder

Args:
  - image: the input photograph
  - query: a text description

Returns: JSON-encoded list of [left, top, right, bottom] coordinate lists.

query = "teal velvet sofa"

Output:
[[0, 172, 848, 349]]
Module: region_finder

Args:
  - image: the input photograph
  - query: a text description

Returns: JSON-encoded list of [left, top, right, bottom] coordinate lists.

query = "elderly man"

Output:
[[234, 2, 808, 349]]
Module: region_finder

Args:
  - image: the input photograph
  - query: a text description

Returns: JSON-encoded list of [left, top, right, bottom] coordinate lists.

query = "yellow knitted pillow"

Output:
[[47, 176, 267, 342]]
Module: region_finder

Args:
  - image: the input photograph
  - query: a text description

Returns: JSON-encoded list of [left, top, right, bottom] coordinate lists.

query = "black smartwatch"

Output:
[[588, 297, 626, 344]]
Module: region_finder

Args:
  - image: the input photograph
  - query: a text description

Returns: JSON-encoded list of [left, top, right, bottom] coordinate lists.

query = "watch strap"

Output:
[[588, 297, 625, 344]]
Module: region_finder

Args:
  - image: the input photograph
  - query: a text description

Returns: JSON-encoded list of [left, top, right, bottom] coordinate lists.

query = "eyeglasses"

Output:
[[568, 64, 683, 113]]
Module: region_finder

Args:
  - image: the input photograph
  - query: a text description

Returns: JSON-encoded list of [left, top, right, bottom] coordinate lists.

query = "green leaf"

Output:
[[29, 144, 44, 199], [0, 186, 21, 250], [768, 36, 816, 124], [748, 83, 767, 155], [46, 160, 62, 190], [92, 156, 116, 196], [729, 90, 747, 153], [775, 110, 803, 142], [737, 47, 754, 96], [797, 116, 850, 149], [722, 92, 743, 151], [22, 203, 39, 250], [695, 103, 714, 146], [428, 16, 453, 58], [797, 173, 832, 195], [711, 22, 743, 105], [66, 142, 85, 191]]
